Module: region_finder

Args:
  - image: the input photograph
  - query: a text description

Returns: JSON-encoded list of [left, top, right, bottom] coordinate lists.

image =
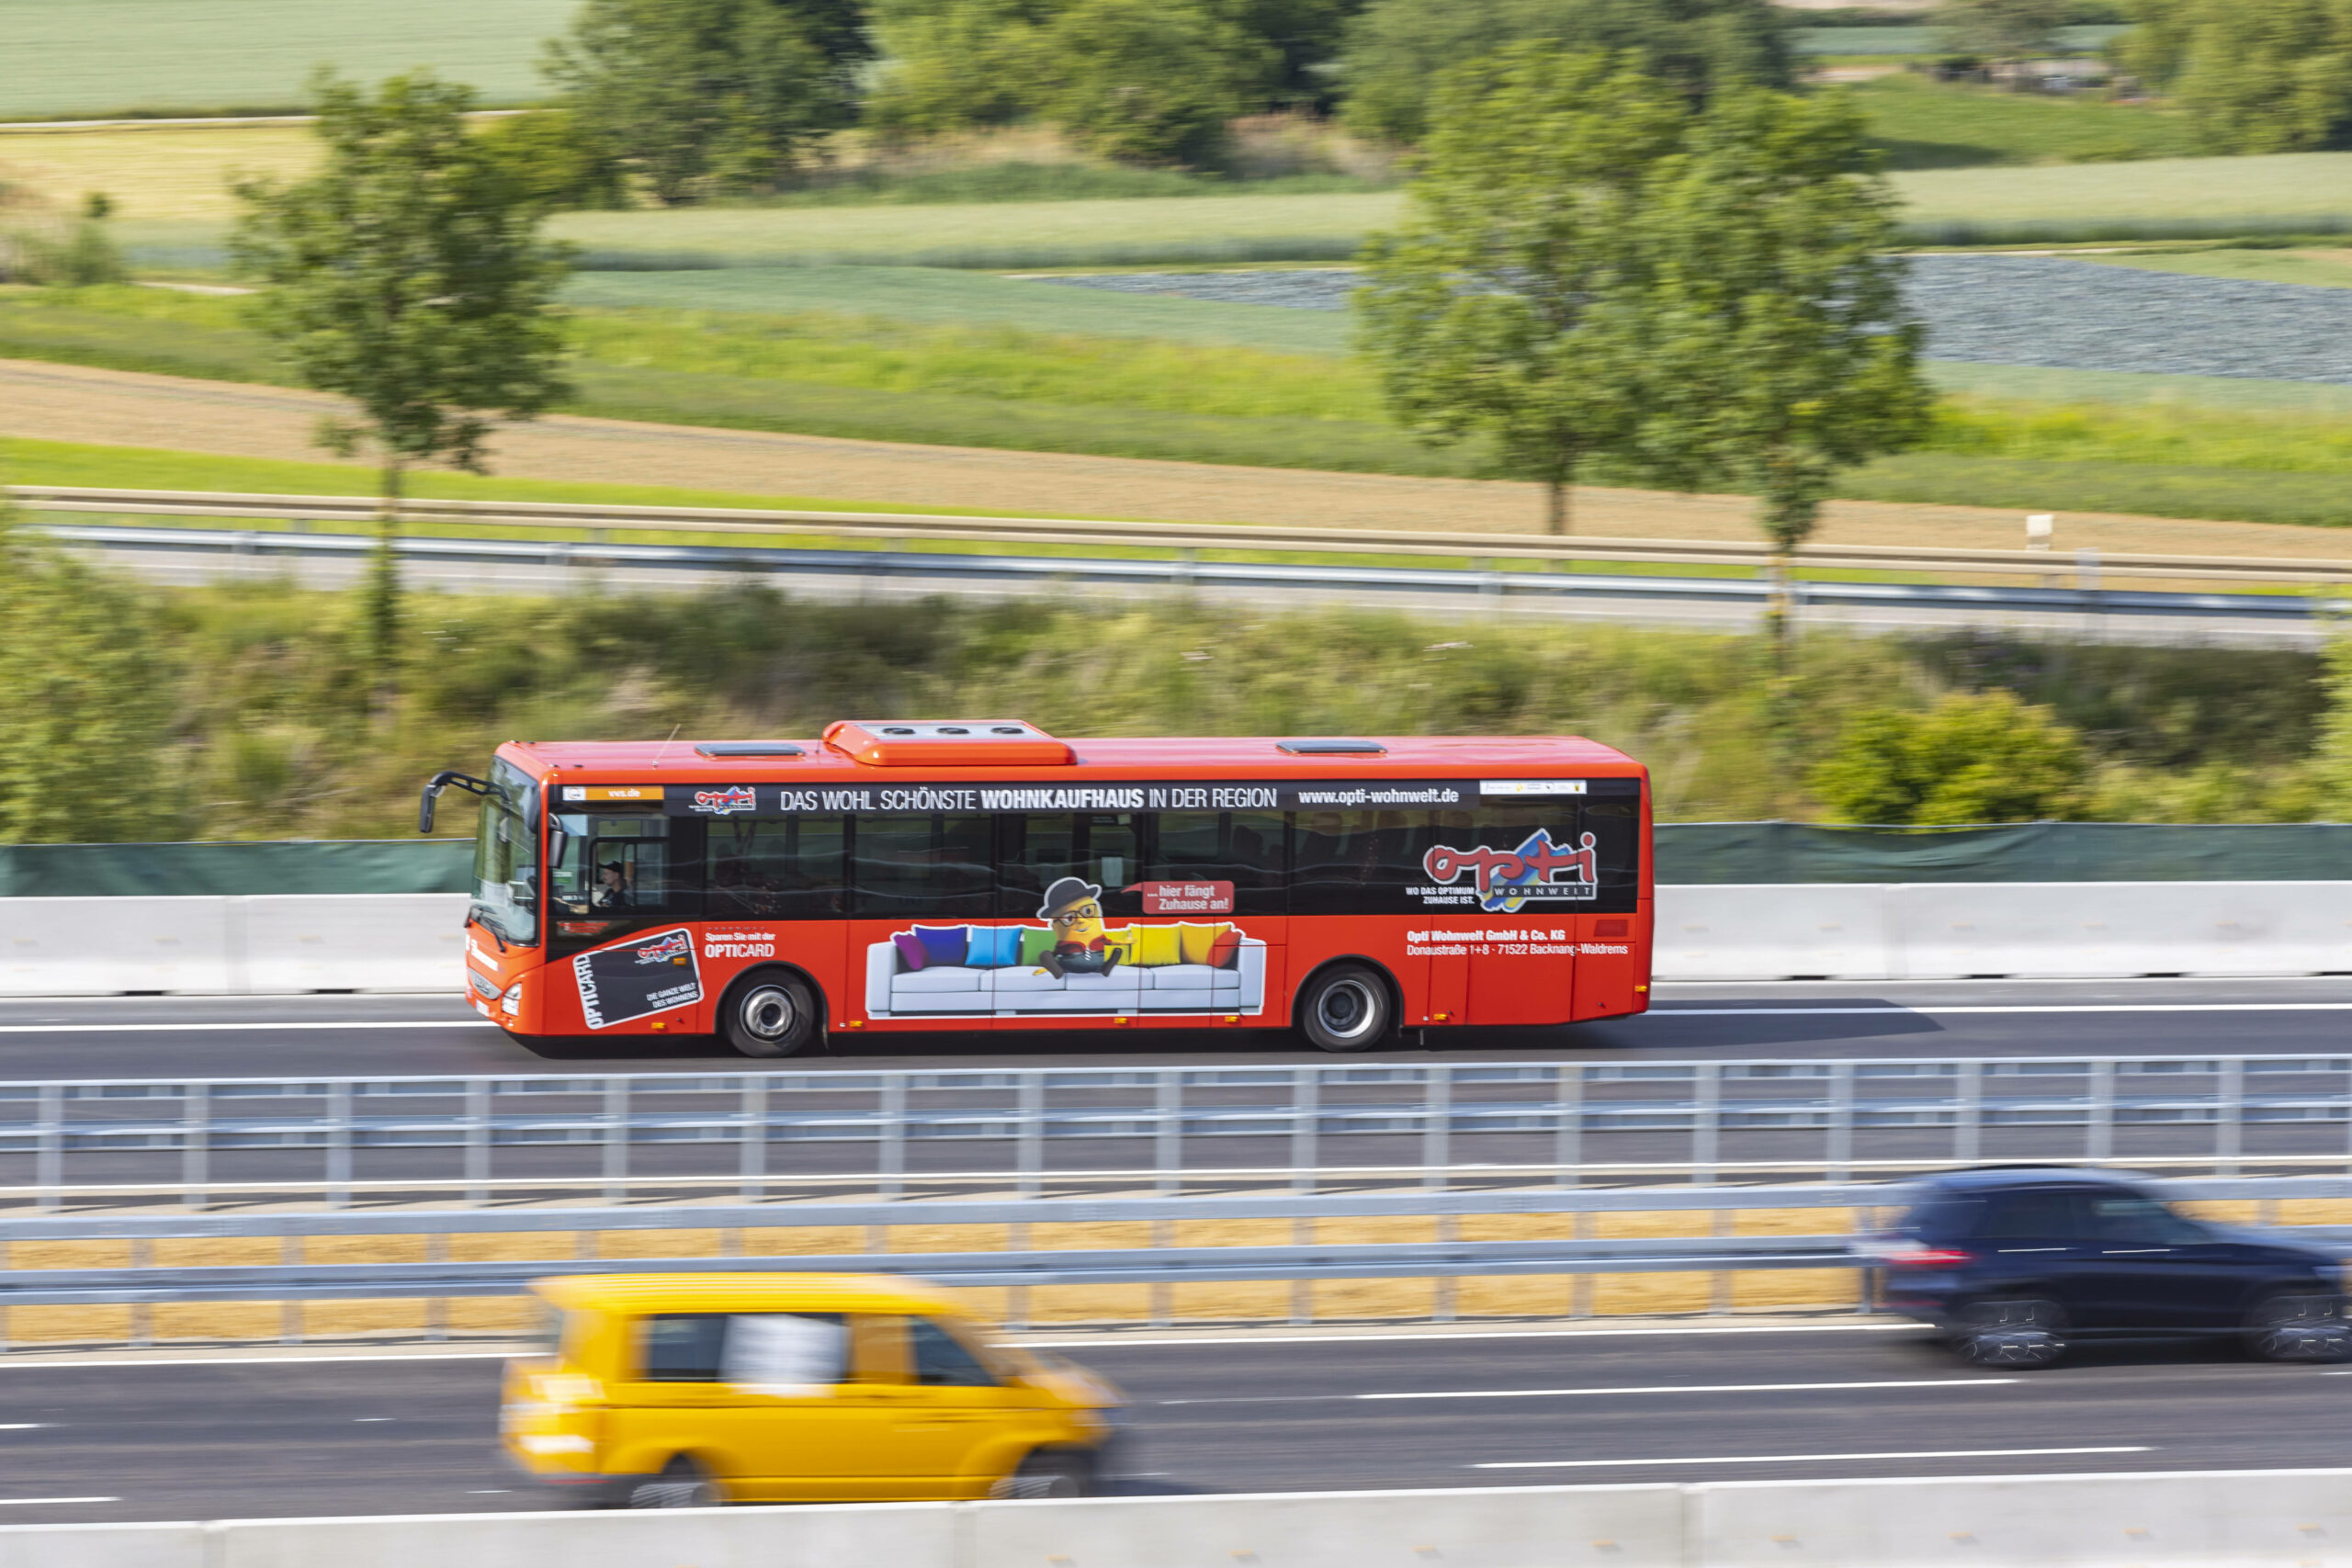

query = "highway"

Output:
[[1, 978, 2348, 1077], [0, 1323, 2335, 1523]]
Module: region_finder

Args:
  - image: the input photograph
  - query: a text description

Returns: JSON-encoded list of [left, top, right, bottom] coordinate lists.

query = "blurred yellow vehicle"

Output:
[[501, 1272, 1126, 1507]]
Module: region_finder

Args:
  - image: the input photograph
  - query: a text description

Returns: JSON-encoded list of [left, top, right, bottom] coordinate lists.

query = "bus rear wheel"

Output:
[[718, 968, 820, 1058], [1298, 963, 1395, 1053]]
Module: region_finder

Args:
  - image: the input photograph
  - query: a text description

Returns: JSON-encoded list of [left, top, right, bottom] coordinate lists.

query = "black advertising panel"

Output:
[[662, 777, 1636, 816], [572, 925, 703, 1029]]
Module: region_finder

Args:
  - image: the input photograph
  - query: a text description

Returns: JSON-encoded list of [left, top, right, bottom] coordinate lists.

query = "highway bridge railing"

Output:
[[19, 519, 2325, 632], [4, 1055, 2352, 1210], [14, 484, 2352, 588], [0, 1175, 2346, 1318]]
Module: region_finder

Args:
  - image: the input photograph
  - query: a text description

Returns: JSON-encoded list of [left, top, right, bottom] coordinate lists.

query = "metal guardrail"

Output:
[[13, 486, 2352, 588], [6, 1176, 2346, 1312], [30, 521, 2317, 626], [8, 1056, 2352, 1210]]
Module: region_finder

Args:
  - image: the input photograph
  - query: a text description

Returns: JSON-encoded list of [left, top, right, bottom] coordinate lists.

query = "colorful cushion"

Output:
[[1016, 925, 1057, 966], [1131, 925, 1183, 967], [913, 926, 968, 968], [966, 925, 1022, 967], [892, 931, 928, 971], [1209, 927, 1243, 969], [1175, 922, 1230, 966]]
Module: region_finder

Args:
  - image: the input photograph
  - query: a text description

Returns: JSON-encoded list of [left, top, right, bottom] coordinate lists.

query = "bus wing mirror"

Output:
[[548, 825, 571, 869], [420, 770, 495, 835]]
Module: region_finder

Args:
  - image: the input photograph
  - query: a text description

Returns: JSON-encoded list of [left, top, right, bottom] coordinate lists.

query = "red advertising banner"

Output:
[[1136, 880, 1235, 915]]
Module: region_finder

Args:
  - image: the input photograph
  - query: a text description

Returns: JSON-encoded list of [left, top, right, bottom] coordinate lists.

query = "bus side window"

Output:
[[707, 816, 847, 919], [853, 813, 993, 919], [999, 812, 1143, 919], [548, 815, 695, 918], [1581, 798, 1642, 909], [1147, 811, 1285, 916], [1288, 810, 1432, 916]]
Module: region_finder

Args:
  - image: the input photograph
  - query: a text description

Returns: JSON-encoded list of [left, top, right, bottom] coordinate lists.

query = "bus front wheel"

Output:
[[1297, 963, 1395, 1053], [718, 968, 820, 1058]]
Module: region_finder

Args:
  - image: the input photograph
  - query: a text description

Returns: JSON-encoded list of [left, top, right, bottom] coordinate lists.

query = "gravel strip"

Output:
[[1035, 256, 2352, 383]]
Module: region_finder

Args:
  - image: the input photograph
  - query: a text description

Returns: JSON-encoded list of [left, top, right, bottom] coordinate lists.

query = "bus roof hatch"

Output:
[[822, 719, 1075, 767]]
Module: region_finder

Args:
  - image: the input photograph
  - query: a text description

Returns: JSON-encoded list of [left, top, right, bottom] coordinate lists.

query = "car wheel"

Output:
[[1952, 1298, 2069, 1370], [623, 1456, 724, 1509], [1298, 964, 1394, 1053], [2245, 1292, 2352, 1363], [718, 968, 819, 1058], [998, 1450, 1094, 1499]]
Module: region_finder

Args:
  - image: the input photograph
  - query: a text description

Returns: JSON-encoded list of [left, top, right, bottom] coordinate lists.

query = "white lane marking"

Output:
[[0, 1424, 46, 1429], [0, 1352, 514, 1370], [0, 1021, 488, 1034], [354, 1416, 395, 1422], [1160, 1378, 2012, 1405], [1364, 1378, 2016, 1401], [1475, 1446, 2154, 1470], [0, 1497, 119, 1506], [1018, 1324, 1917, 1349], [1657, 1004, 2352, 1016]]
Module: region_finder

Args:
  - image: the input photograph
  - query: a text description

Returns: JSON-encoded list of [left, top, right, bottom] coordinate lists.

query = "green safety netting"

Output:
[[0, 824, 2344, 895]]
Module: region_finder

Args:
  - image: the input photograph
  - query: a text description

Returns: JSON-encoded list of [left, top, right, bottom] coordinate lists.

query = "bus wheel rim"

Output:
[[1318, 979, 1375, 1038], [742, 987, 794, 1039]]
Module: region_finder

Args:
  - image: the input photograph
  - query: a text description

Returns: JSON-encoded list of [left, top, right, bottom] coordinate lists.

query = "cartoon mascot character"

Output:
[[1036, 876, 1122, 978]]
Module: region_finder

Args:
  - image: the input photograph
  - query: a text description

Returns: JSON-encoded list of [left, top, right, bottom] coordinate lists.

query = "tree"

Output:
[[231, 72, 572, 696], [1622, 86, 1930, 640], [1812, 691, 2089, 825], [474, 108, 629, 211], [548, 0, 870, 203], [1038, 0, 1273, 165], [1933, 0, 2070, 73], [0, 507, 176, 843], [2120, 0, 2352, 153], [865, 0, 1057, 135], [1353, 47, 1688, 535], [1338, 0, 1793, 146]]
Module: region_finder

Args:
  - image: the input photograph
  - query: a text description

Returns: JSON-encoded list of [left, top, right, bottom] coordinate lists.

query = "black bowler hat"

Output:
[[1037, 876, 1102, 919]]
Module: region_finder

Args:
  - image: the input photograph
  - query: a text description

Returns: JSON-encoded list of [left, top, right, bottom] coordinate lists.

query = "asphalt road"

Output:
[[0, 1323, 2337, 1524], [2, 978, 2348, 1078]]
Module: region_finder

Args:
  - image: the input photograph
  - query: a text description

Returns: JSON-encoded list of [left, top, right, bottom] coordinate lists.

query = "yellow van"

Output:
[[501, 1273, 1126, 1507]]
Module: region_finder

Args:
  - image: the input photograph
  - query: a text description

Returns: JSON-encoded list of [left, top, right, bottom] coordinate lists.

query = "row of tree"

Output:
[[1357, 47, 1928, 627], [514, 0, 1801, 200]]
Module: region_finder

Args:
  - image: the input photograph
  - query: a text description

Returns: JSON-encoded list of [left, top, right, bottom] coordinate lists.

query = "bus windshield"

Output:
[[471, 758, 539, 947]]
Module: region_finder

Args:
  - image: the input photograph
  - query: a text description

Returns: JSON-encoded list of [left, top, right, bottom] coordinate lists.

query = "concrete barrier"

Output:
[[9, 1470, 2352, 1568], [0, 884, 2340, 993], [1656, 881, 2352, 981]]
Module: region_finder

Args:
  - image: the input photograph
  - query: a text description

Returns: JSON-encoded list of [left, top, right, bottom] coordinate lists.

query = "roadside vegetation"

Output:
[[0, 535, 2332, 841]]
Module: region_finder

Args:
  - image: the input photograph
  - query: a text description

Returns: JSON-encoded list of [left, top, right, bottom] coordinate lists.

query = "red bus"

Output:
[[424, 721, 1651, 1055]]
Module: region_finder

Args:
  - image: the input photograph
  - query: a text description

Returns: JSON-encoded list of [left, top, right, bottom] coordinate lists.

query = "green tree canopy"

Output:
[[1812, 691, 2090, 825], [1039, 0, 1274, 164], [548, 0, 871, 203], [866, 0, 1284, 161], [1933, 0, 2071, 64], [1338, 0, 1792, 145], [2121, 0, 2352, 153], [1353, 47, 1689, 534], [1622, 86, 1930, 635], [231, 72, 572, 690]]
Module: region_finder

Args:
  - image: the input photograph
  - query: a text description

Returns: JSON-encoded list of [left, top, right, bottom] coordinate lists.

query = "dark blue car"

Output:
[[1869, 1167, 2349, 1368]]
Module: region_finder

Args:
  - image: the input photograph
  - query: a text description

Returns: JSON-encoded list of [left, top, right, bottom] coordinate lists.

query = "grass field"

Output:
[[1892, 152, 2352, 243], [0, 0, 570, 119], [21, 280, 2352, 527], [563, 266, 1353, 353], [0, 125, 317, 222], [2075, 247, 2352, 289], [1843, 74, 2199, 170]]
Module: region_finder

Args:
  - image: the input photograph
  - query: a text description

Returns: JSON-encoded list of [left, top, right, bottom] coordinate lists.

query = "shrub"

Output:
[[1812, 690, 2090, 824]]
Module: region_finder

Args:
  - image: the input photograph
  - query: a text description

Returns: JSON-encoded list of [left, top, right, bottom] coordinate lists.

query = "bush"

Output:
[[476, 109, 629, 211], [1812, 691, 2091, 824], [0, 218, 128, 287], [1036, 0, 1273, 166]]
